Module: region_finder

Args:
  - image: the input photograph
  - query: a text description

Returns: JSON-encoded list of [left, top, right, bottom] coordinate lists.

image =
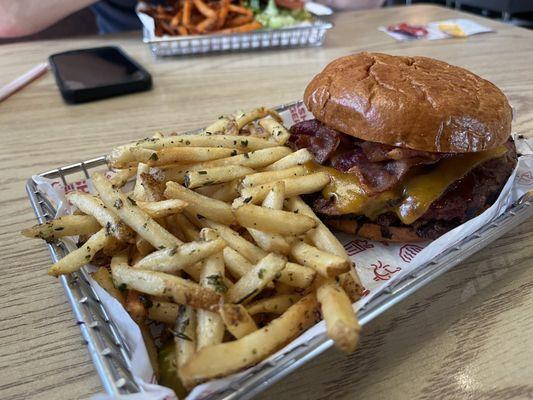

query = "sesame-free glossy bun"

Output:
[[304, 52, 512, 153]]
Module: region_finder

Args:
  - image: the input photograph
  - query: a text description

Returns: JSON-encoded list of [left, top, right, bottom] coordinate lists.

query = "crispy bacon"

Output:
[[289, 119, 445, 193], [288, 120, 343, 164]]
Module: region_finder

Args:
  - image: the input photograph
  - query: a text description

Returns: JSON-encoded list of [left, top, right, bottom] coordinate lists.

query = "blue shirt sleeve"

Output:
[[91, 0, 142, 34]]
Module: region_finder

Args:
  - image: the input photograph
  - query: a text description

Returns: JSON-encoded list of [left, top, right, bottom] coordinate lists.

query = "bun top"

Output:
[[304, 52, 512, 153]]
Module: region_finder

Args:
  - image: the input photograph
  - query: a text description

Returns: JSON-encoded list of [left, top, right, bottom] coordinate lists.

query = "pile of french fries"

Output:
[[22, 107, 364, 391], [142, 0, 262, 37]]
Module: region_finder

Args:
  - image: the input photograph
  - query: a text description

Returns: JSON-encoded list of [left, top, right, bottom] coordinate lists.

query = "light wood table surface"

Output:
[[1, 4, 532, 400]]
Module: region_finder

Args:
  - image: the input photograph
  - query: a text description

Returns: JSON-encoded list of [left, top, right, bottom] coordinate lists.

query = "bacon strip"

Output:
[[289, 119, 445, 194]]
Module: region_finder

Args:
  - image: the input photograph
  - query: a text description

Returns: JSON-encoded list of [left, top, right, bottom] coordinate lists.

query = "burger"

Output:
[[289, 52, 517, 242]]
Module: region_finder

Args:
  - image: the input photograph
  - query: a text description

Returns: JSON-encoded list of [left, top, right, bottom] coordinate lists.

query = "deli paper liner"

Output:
[[33, 103, 533, 400]]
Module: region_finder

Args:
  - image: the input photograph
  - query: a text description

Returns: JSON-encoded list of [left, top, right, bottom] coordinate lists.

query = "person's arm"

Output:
[[0, 0, 98, 37]]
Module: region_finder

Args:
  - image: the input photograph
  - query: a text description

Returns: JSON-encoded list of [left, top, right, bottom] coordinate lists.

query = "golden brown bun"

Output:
[[325, 219, 424, 242], [304, 52, 512, 153]]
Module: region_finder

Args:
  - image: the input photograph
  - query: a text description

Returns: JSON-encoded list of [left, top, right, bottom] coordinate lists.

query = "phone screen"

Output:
[[51, 47, 147, 90], [49, 46, 151, 103]]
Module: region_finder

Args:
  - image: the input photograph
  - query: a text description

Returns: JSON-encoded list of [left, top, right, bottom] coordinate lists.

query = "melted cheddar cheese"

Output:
[[305, 145, 507, 224]]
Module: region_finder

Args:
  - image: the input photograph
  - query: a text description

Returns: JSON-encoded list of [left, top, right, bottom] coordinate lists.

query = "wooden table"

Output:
[[1, 4, 532, 400]]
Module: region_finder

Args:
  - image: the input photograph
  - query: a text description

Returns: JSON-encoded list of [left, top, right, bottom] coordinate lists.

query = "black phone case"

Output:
[[49, 46, 152, 104]]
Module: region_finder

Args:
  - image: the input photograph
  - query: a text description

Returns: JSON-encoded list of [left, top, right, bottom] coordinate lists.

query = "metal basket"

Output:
[[143, 19, 333, 56], [25, 102, 533, 399]]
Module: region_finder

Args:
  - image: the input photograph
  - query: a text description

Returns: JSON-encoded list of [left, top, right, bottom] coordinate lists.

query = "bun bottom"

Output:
[[324, 218, 425, 242]]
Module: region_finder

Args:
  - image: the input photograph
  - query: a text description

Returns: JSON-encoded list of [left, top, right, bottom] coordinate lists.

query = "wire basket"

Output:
[[25, 101, 533, 399], [143, 19, 333, 56]]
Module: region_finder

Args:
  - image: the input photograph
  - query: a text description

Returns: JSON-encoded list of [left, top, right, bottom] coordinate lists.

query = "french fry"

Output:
[[216, 0, 230, 28], [246, 294, 302, 315], [194, 184, 221, 197], [201, 116, 237, 135], [193, 0, 216, 17], [234, 107, 281, 130], [175, 213, 200, 241], [179, 294, 319, 388], [92, 172, 181, 249], [139, 171, 166, 201], [218, 304, 257, 339], [111, 254, 221, 310], [226, 253, 286, 304], [222, 247, 274, 289], [166, 215, 186, 241], [108, 167, 137, 188], [137, 199, 188, 218], [273, 281, 296, 295], [225, 15, 254, 28], [134, 235, 226, 273], [91, 266, 126, 305], [48, 228, 113, 276], [290, 241, 350, 278], [184, 165, 254, 189], [196, 254, 225, 350], [222, 246, 253, 279], [262, 180, 285, 210], [245, 182, 290, 254], [196, 15, 217, 33], [240, 165, 307, 188], [165, 182, 235, 225], [22, 215, 101, 241], [133, 163, 151, 200], [209, 180, 240, 202], [286, 196, 364, 299], [316, 279, 360, 353], [125, 290, 149, 322], [263, 148, 314, 171], [278, 262, 316, 289], [148, 300, 180, 325], [228, 4, 253, 15], [175, 305, 197, 368], [162, 147, 292, 183], [259, 117, 291, 145], [67, 192, 135, 243], [136, 236, 153, 257], [235, 204, 317, 236], [337, 271, 364, 303], [150, 134, 275, 151], [286, 196, 349, 258], [237, 172, 330, 205], [205, 220, 267, 263], [141, 147, 240, 167], [182, 0, 193, 28], [247, 229, 290, 255], [111, 134, 278, 165], [224, 246, 312, 289], [130, 245, 144, 265]]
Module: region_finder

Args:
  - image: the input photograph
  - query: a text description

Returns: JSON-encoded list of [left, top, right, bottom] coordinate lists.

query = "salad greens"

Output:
[[252, 0, 313, 29]]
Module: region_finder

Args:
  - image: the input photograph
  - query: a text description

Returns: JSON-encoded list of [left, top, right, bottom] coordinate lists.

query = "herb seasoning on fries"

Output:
[[22, 106, 364, 392]]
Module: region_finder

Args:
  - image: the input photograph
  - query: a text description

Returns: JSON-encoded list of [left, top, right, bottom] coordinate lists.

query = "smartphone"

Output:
[[49, 46, 152, 104]]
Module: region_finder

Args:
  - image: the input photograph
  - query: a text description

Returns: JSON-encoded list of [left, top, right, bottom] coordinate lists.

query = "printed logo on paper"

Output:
[[51, 179, 91, 195], [399, 244, 424, 263], [344, 239, 374, 256], [371, 260, 401, 281], [517, 171, 533, 186], [289, 103, 308, 124]]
